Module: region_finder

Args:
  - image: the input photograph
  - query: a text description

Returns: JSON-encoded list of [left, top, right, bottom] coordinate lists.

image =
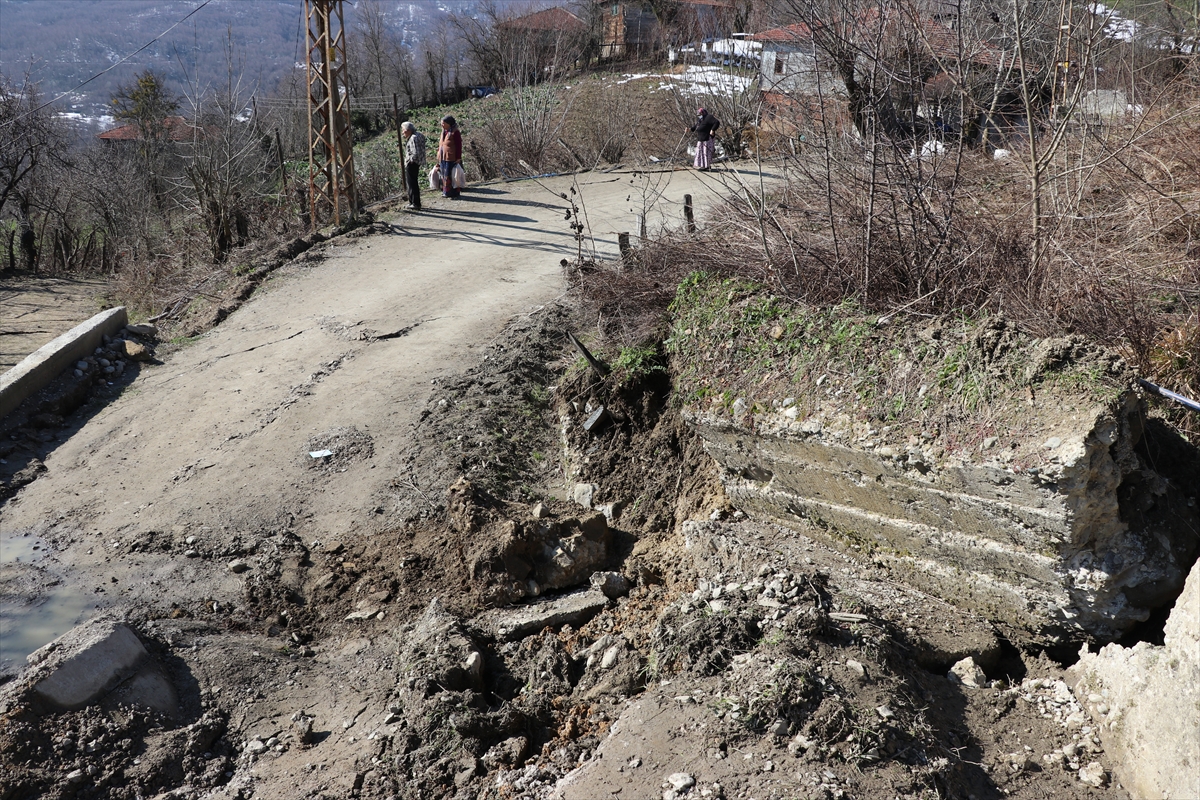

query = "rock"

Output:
[[344, 608, 379, 621], [583, 406, 609, 433], [596, 501, 623, 523], [291, 715, 315, 745], [122, 339, 152, 361], [399, 598, 484, 691], [464, 651, 484, 685], [845, 659, 866, 678], [532, 502, 549, 519], [948, 657, 987, 688], [590, 571, 631, 600], [600, 644, 620, 670], [1078, 762, 1108, 787], [572, 482, 597, 509], [245, 739, 267, 755], [483, 736, 528, 768], [876, 705, 894, 719], [75, 361, 88, 371], [1068, 558, 1200, 799], [770, 718, 789, 737], [474, 588, 608, 641], [13, 617, 177, 716], [125, 322, 157, 337], [1044, 436, 1063, 449], [228, 559, 250, 574], [666, 773, 695, 791]]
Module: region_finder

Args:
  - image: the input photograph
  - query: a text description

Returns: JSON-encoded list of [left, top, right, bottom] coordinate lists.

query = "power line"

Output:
[[1, 0, 215, 130]]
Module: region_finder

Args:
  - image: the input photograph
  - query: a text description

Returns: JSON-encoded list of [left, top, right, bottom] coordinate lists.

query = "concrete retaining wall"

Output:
[[686, 391, 1199, 645], [0, 307, 127, 422]]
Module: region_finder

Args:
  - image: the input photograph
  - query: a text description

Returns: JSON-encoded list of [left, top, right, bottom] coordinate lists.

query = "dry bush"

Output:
[[575, 98, 1200, 431]]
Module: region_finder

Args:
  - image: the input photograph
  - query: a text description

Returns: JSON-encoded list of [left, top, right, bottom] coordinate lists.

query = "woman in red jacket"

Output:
[[438, 115, 463, 199]]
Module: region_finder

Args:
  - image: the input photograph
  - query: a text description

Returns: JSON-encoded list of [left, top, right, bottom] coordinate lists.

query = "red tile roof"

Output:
[[499, 6, 587, 32], [97, 115, 194, 142], [754, 11, 1000, 66], [752, 23, 813, 42]]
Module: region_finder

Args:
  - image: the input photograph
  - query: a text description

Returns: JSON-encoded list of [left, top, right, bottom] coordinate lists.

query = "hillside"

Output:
[[0, 0, 468, 127]]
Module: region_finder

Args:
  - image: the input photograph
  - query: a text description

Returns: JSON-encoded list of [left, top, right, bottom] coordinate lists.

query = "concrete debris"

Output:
[[583, 406, 609, 433], [686, 385, 1199, 642], [948, 657, 987, 689], [473, 588, 608, 641], [590, 570, 631, 600], [3, 617, 177, 717], [572, 482, 597, 509], [1068, 558, 1200, 799], [227, 559, 250, 574]]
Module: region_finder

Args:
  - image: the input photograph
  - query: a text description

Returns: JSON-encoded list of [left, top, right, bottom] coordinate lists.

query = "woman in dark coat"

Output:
[[690, 107, 720, 171]]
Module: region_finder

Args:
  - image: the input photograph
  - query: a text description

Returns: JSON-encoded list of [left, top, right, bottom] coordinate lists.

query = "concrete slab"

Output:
[[687, 389, 1198, 644], [27, 617, 147, 710], [1069, 559, 1200, 799], [0, 306, 127, 421], [473, 589, 609, 641]]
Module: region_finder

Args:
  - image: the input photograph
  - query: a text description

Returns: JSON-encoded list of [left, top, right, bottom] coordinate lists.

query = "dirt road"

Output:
[[0, 167, 754, 668]]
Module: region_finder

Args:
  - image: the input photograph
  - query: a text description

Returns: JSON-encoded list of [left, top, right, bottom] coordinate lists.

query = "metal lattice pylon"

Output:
[[305, 0, 357, 227]]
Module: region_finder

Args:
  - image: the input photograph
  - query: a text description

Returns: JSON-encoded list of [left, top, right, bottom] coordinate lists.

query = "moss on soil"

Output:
[[665, 272, 1131, 459]]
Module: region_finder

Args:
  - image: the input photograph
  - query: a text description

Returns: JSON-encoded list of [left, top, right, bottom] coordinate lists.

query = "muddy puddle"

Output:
[[0, 533, 96, 677]]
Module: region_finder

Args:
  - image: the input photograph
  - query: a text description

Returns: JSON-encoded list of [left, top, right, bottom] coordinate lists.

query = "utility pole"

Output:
[[305, 0, 357, 228]]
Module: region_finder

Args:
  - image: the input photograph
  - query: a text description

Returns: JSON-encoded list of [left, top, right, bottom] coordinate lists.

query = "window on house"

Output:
[[774, 55, 785, 74]]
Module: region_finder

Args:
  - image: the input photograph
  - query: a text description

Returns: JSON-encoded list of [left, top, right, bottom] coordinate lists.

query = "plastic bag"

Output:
[[452, 163, 466, 190], [428, 165, 442, 191]]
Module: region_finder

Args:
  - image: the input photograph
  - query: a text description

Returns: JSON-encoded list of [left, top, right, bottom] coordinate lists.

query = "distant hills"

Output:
[[0, 0, 475, 131]]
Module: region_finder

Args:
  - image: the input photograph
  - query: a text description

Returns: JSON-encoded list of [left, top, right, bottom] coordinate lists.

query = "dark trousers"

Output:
[[440, 160, 460, 198], [405, 162, 421, 209]]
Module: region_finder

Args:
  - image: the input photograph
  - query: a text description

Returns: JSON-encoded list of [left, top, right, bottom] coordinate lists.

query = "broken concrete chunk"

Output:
[[1068, 558, 1200, 799], [582, 406, 608, 433], [947, 657, 987, 689], [687, 384, 1199, 643], [590, 571, 631, 600], [474, 588, 609, 641], [8, 617, 177, 716], [125, 322, 157, 337], [228, 559, 250, 574], [572, 482, 597, 509], [28, 619, 147, 710]]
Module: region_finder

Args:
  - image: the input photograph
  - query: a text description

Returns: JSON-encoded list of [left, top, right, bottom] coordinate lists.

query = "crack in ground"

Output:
[[250, 353, 354, 432], [212, 328, 307, 360]]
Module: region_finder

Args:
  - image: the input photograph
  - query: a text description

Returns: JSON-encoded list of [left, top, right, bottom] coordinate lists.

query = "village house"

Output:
[[497, 6, 590, 76], [599, 0, 735, 60]]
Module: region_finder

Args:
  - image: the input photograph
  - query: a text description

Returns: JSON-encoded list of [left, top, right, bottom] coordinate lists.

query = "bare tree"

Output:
[[0, 73, 69, 271]]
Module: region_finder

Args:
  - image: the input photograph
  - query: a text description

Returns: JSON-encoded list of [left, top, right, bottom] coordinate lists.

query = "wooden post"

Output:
[[684, 193, 695, 233], [618, 232, 631, 264], [394, 93, 407, 197], [275, 128, 287, 190]]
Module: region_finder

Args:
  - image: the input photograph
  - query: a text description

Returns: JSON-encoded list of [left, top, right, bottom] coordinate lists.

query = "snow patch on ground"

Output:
[[616, 66, 754, 97]]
